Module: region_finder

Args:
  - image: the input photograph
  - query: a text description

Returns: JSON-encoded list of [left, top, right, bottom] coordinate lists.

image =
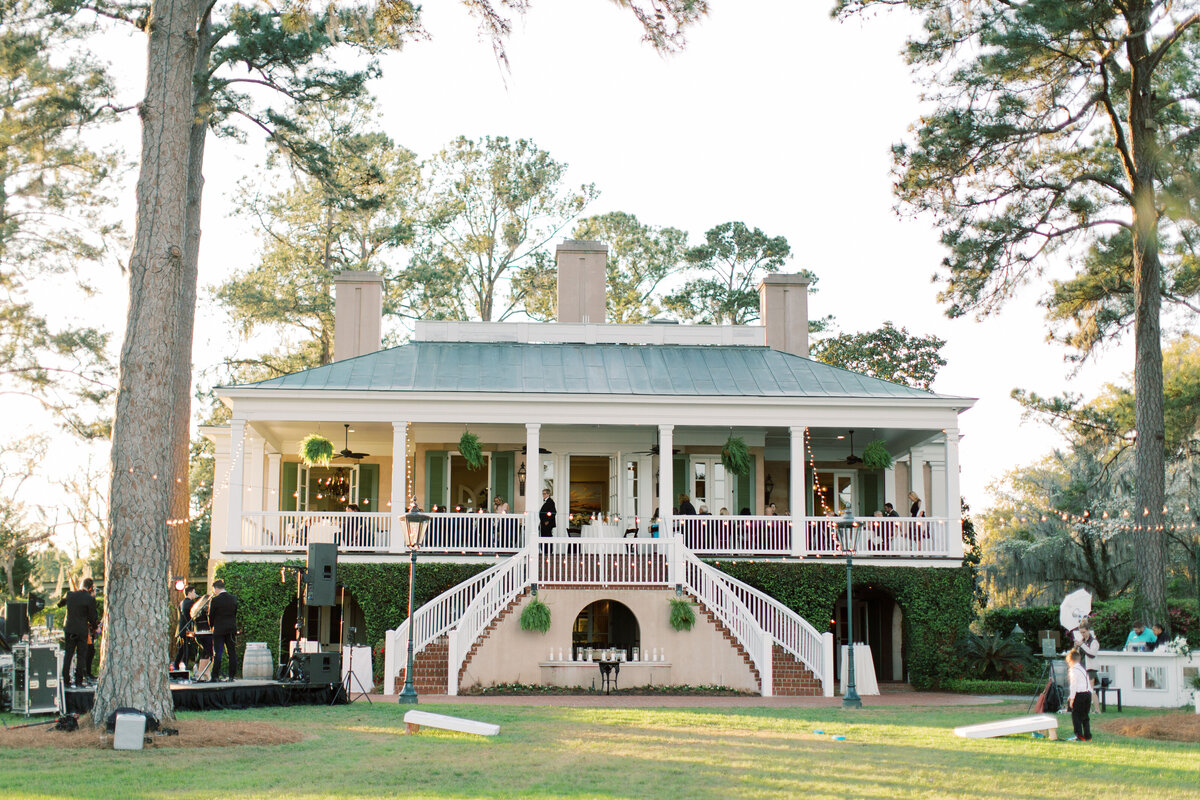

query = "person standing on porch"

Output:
[[677, 494, 697, 515], [539, 489, 556, 536], [908, 491, 924, 517], [208, 579, 239, 682]]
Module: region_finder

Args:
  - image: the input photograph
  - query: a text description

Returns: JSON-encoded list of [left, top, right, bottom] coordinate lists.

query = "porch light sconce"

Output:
[[172, 576, 187, 592], [518, 462, 527, 496], [764, 474, 775, 504], [399, 510, 431, 705]]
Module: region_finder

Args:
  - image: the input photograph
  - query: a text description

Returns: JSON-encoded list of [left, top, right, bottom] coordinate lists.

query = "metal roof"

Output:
[[225, 342, 962, 401]]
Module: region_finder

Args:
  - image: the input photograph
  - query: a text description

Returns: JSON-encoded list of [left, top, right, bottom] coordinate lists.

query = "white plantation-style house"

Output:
[[204, 241, 975, 696]]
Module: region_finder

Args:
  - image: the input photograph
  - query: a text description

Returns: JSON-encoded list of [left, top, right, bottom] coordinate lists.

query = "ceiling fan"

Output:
[[844, 429, 863, 465], [335, 424, 370, 460], [635, 429, 680, 456]]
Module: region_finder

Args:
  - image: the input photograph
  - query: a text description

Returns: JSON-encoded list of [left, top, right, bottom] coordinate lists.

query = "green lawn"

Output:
[[1, 701, 1196, 799]]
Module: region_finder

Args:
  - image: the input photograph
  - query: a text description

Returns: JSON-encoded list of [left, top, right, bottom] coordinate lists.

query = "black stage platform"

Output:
[[64, 679, 346, 714]]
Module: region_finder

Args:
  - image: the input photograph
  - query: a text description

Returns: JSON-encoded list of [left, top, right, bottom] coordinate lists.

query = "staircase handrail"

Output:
[[446, 551, 531, 696], [704, 563, 828, 687], [383, 561, 503, 695], [680, 550, 773, 696]]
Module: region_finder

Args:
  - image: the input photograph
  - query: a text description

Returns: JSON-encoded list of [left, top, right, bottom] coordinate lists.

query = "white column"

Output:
[[883, 463, 896, 509], [266, 452, 282, 511], [226, 418, 247, 553], [391, 422, 408, 554], [789, 426, 807, 556], [526, 424, 541, 586], [659, 424, 677, 585], [244, 433, 265, 513], [208, 429, 231, 564], [945, 428, 963, 557]]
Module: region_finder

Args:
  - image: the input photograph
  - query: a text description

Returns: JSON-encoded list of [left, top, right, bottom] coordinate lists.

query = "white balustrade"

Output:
[[383, 562, 503, 695], [240, 511, 392, 552], [678, 515, 953, 558], [445, 553, 531, 696], [536, 538, 674, 586], [423, 512, 527, 553]]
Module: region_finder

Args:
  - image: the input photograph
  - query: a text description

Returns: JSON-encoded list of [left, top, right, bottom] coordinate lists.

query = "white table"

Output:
[[581, 522, 625, 538], [839, 643, 879, 695]]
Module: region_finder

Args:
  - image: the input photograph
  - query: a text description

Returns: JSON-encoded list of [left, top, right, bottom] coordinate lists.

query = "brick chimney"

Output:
[[333, 271, 384, 361], [556, 240, 607, 323], [759, 273, 811, 357]]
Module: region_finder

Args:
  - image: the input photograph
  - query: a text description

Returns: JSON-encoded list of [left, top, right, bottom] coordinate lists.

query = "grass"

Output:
[[1, 701, 1197, 799]]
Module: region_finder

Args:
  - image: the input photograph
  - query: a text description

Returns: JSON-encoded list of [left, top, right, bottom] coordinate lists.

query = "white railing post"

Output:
[[383, 627, 396, 695], [447, 626, 460, 696], [945, 428, 963, 558], [822, 631, 835, 697]]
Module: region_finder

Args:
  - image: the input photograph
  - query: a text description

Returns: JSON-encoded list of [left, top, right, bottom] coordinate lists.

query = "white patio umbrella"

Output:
[[1060, 588, 1093, 630]]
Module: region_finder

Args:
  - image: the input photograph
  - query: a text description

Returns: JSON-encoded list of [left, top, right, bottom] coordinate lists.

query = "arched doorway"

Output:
[[831, 586, 904, 682], [280, 586, 367, 660], [572, 599, 640, 655]]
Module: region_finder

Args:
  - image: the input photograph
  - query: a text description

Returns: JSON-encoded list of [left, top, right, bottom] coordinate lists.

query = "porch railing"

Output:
[[383, 562, 503, 695], [235, 511, 956, 558], [423, 512, 525, 553], [536, 537, 675, 586], [240, 511, 392, 551], [679, 515, 954, 557]]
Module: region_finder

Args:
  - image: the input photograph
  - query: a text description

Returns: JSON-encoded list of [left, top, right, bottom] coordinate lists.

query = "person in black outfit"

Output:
[[883, 502, 900, 518], [538, 489, 557, 537], [57, 578, 99, 688], [207, 579, 239, 682], [677, 494, 697, 515], [172, 586, 199, 670]]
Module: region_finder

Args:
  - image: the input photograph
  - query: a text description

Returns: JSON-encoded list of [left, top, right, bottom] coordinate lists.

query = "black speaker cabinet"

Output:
[[4, 602, 28, 641], [305, 543, 337, 606], [293, 652, 341, 686]]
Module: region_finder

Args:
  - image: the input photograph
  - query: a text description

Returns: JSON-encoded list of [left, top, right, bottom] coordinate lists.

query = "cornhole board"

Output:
[[403, 710, 499, 737], [954, 714, 1058, 740]]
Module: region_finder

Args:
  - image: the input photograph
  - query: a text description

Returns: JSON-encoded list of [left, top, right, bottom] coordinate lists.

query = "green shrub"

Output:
[[943, 678, 1040, 695], [862, 440, 892, 469], [458, 431, 484, 470], [299, 434, 334, 466], [959, 631, 1035, 680], [720, 436, 752, 476], [520, 597, 551, 633]]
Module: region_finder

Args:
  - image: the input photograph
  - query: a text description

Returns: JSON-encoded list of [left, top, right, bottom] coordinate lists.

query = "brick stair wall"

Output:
[[456, 587, 532, 685], [685, 591, 762, 692], [394, 634, 449, 694]]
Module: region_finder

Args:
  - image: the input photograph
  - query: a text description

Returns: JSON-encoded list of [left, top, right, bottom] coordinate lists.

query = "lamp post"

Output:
[[398, 510, 430, 705], [835, 509, 862, 709]]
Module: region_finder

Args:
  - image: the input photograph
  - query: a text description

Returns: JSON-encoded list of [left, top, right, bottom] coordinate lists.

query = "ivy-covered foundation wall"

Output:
[[215, 561, 491, 669], [711, 561, 976, 689]]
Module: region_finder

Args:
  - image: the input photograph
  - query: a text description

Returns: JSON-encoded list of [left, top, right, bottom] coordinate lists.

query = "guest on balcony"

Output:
[[678, 494, 697, 515]]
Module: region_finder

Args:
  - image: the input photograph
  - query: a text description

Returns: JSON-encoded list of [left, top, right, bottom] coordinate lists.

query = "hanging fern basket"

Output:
[[721, 436, 752, 477], [459, 431, 485, 470], [299, 434, 334, 467], [520, 597, 552, 634], [862, 440, 893, 469], [668, 598, 696, 632]]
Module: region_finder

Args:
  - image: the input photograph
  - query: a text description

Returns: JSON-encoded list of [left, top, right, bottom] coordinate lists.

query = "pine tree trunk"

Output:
[[1126, 11, 1168, 629], [95, 0, 203, 727]]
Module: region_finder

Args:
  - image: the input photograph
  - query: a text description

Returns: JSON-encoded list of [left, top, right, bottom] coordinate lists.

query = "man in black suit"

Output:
[[58, 578, 99, 688], [538, 489, 556, 537], [172, 586, 199, 670], [208, 579, 239, 682]]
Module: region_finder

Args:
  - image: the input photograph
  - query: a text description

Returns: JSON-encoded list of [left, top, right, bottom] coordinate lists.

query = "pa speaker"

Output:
[[305, 543, 337, 606], [293, 652, 341, 685], [4, 602, 28, 641]]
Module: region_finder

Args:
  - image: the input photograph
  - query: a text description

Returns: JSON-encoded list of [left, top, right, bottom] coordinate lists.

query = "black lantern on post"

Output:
[[835, 509, 863, 709], [764, 474, 775, 505], [518, 462, 527, 496], [398, 510, 430, 704]]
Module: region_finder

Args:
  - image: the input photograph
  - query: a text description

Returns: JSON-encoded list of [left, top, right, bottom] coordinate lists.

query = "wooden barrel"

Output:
[[242, 642, 273, 679]]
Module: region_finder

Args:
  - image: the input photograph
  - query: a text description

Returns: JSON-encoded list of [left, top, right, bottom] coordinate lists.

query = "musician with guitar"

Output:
[[189, 589, 215, 681], [172, 586, 199, 670]]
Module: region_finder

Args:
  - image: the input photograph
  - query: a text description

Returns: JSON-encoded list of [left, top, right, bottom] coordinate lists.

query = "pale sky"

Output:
[[9, 0, 1140, 543]]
